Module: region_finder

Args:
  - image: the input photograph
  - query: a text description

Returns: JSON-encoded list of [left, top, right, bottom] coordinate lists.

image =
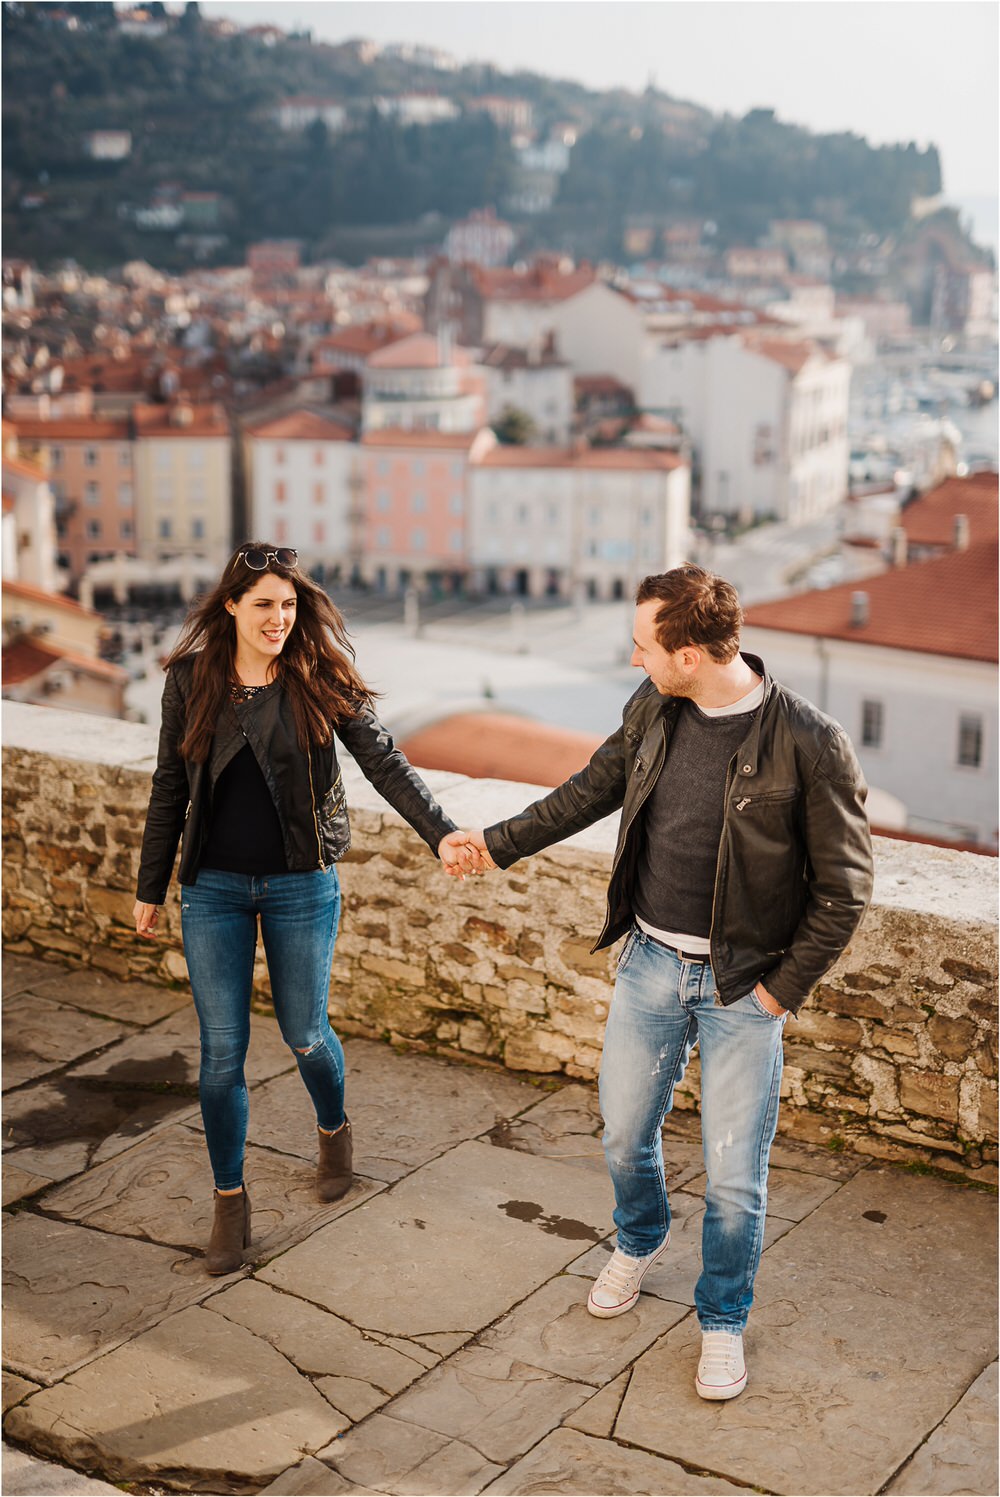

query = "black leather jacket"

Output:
[[484, 654, 874, 1013], [136, 656, 457, 905]]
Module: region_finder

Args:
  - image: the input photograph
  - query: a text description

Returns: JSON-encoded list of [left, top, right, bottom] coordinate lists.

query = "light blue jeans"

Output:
[[180, 866, 345, 1190], [599, 926, 787, 1332]]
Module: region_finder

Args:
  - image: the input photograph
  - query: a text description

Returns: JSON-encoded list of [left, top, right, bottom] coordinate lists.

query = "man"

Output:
[[455, 564, 873, 1400]]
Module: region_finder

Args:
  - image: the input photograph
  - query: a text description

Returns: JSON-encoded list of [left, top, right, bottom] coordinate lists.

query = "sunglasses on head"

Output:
[[237, 548, 298, 571]]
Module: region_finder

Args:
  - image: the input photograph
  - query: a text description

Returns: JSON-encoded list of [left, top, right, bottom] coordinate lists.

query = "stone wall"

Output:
[[3, 702, 997, 1183]]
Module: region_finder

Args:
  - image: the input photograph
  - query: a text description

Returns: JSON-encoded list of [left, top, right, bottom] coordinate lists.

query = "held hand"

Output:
[[754, 982, 788, 1018], [133, 901, 160, 940], [437, 830, 495, 879]]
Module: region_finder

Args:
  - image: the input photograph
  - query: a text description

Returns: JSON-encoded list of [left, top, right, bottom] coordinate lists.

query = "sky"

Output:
[[199, 0, 999, 201]]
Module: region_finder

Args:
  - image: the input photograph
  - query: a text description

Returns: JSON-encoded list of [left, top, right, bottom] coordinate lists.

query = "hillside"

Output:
[[2, 1, 944, 272]]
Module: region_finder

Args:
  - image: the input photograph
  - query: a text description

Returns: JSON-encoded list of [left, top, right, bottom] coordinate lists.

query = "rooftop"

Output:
[[478, 444, 686, 471], [901, 470, 999, 548], [744, 540, 998, 663], [245, 409, 355, 442]]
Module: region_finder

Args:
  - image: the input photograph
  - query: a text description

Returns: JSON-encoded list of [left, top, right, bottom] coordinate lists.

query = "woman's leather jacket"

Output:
[[136, 656, 457, 905]]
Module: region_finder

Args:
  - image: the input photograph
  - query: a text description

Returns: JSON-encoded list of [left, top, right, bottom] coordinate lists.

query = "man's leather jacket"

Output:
[[484, 654, 874, 1014], [136, 656, 457, 905]]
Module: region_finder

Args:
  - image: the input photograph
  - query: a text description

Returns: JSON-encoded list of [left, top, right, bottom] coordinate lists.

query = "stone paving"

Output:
[[2, 953, 997, 1497]]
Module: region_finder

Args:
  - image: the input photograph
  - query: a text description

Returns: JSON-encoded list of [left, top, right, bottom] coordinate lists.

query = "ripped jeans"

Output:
[[180, 866, 344, 1190], [599, 927, 787, 1332]]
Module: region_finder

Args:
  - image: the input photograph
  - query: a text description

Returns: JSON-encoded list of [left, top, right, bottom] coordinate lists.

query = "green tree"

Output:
[[494, 406, 537, 445]]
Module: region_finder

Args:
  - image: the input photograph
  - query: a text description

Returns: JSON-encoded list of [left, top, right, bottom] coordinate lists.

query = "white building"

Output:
[[742, 541, 997, 851], [479, 341, 574, 444], [373, 93, 459, 125], [245, 410, 360, 577], [468, 445, 691, 600], [445, 209, 516, 268], [83, 130, 132, 161], [1, 446, 60, 593], [273, 97, 347, 133], [363, 333, 486, 435], [644, 332, 850, 523]]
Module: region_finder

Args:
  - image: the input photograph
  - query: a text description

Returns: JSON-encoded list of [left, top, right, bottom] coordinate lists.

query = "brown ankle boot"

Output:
[[206, 1187, 251, 1275], [317, 1119, 353, 1202]]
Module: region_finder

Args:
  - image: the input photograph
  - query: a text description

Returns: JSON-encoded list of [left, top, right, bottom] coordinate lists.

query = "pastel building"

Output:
[[468, 445, 691, 599], [362, 333, 487, 436], [12, 415, 136, 582], [131, 403, 231, 565], [361, 428, 497, 592], [245, 410, 360, 578]]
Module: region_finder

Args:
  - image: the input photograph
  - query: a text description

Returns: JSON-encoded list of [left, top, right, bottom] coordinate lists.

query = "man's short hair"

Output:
[[636, 565, 743, 663]]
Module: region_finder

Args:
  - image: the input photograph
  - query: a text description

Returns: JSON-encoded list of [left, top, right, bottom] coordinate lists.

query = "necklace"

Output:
[[230, 681, 269, 702]]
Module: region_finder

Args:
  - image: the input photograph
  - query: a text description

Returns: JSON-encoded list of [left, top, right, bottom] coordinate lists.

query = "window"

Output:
[[377, 526, 391, 549], [155, 448, 170, 470], [314, 448, 324, 468], [412, 492, 427, 514], [378, 458, 390, 477], [84, 448, 98, 468], [274, 447, 285, 466], [413, 458, 425, 477], [50, 447, 63, 469], [85, 482, 99, 506], [120, 519, 133, 539], [187, 448, 204, 469], [86, 520, 101, 540], [451, 459, 463, 478], [958, 715, 983, 769], [411, 527, 426, 551], [449, 529, 463, 553], [275, 481, 286, 504], [313, 521, 325, 544], [191, 517, 205, 540], [861, 699, 883, 749], [158, 518, 172, 539], [275, 518, 287, 543], [449, 494, 463, 516], [119, 446, 131, 467], [377, 492, 391, 513], [314, 483, 324, 505], [118, 483, 132, 506]]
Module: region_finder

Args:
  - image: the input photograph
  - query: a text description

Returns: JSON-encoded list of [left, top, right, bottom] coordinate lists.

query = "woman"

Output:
[[133, 543, 476, 1274]]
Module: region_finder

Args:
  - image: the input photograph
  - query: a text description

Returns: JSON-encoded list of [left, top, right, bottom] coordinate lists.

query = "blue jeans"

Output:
[[180, 867, 345, 1191], [599, 927, 787, 1332]]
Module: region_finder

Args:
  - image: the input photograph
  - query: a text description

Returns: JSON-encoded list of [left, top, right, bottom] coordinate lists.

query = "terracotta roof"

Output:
[[399, 712, 601, 787], [901, 472, 998, 548], [131, 403, 229, 438], [245, 410, 354, 441], [744, 542, 997, 663], [740, 333, 824, 374], [13, 417, 130, 442], [316, 317, 422, 358], [2, 580, 97, 616], [472, 263, 596, 303], [479, 343, 566, 371], [361, 430, 479, 451], [367, 333, 471, 370], [2, 636, 128, 685], [478, 445, 685, 471]]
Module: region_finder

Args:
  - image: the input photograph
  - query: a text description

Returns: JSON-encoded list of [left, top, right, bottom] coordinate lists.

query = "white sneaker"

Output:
[[695, 1330, 747, 1400], [586, 1234, 670, 1318]]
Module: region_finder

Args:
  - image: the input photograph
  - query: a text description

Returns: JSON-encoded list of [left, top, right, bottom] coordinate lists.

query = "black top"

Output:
[[633, 700, 758, 939], [200, 683, 288, 876]]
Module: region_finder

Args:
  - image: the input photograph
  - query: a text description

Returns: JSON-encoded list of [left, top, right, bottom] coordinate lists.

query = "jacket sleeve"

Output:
[[135, 668, 190, 905], [484, 721, 629, 869], [336, 707, 458, 854], [764, 725, 874, 1012]]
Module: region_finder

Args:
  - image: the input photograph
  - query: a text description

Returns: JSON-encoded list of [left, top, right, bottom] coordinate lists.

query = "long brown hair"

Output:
[[165, 543, 377, 763]]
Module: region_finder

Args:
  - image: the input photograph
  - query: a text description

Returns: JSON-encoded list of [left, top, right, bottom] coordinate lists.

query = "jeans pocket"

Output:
[[615, 929, 637, 976], [749, 989, 788, 1022]]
